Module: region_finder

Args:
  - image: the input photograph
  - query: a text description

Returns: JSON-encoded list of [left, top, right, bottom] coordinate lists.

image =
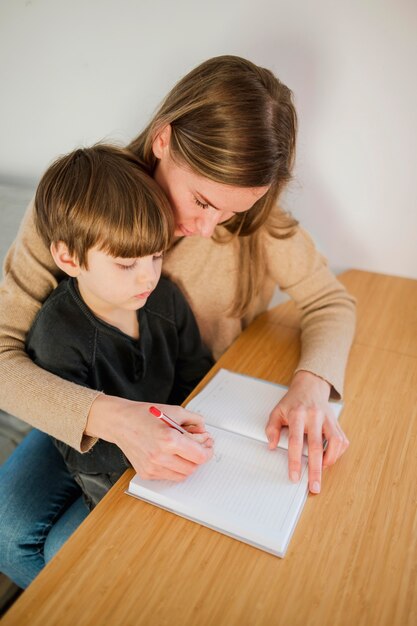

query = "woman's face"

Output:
[[153, 128, 270, 238]]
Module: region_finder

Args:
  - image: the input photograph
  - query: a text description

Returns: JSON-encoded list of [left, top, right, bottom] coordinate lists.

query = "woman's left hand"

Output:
[[265, 370, 349, 494]]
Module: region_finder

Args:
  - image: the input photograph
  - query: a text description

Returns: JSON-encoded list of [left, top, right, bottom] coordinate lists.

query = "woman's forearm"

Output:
[[295, 273, 356, 399], [264, 225, 356, 398], [0, 200, 100, 451], [0, 345, 101, 450]]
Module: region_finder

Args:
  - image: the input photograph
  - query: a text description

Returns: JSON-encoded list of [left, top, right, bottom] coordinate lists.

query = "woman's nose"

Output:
[[198, 208, 221, 238]]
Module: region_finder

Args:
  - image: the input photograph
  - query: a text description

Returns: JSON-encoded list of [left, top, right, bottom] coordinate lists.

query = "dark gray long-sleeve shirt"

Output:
[[26, 276, 213, 508]]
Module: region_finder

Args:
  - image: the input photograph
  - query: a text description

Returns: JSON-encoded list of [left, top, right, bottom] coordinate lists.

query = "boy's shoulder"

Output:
[[26, 278, 95, 383], [26, 278, 93, 353], [30, 277, 85, 321]]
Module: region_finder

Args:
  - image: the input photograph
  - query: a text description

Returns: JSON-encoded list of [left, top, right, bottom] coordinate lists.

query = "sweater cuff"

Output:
[[293, 363, 343, 401]]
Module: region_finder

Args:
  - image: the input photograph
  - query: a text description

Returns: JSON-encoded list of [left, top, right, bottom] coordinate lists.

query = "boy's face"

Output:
[[75, 247, 163, 317]]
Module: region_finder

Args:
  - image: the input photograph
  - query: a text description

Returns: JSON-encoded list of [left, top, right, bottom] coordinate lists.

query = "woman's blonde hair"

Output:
[[35, 144, 174, 268], [129, 55, 298, 316]]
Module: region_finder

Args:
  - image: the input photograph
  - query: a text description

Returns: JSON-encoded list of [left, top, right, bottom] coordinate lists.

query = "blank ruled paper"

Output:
[[186, 369, 341, 456], [129, 427, 308, 556], [128, 369, 342, 556]]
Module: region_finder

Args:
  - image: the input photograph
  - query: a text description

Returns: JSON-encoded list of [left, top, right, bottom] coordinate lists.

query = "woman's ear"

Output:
[[152, 124, 172, 159], [50, 242, 81, 277]]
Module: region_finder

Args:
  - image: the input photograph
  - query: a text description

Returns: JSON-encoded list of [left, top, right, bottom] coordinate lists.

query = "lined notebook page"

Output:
[[186, 369, 342, 457], [129, 426, 309, 556]]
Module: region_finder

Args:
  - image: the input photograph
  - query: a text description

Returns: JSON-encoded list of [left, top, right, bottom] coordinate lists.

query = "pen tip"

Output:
[[149, 406, 162, 418]]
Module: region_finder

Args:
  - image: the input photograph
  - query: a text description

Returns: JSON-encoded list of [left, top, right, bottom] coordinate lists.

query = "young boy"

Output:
[[25, 144, 213, 509]]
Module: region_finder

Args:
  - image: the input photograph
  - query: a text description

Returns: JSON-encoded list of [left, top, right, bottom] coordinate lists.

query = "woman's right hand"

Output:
[[85, 394, 214, 481]]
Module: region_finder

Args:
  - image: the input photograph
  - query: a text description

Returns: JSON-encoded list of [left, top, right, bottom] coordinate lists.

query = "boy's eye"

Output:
[[117, 261, 137, 271], [153, 252, 164, 261], [194, 197, 209, 210]]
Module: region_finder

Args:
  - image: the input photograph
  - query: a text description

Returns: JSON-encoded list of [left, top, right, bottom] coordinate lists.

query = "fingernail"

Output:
[[290, 471, 299, 482], [311, 481, 321, 493]]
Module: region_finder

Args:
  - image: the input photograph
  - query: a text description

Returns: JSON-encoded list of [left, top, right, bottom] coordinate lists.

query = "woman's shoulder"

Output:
[[260, 204, 314, 248], [10, 198, 56, 266], [1, 197, 61, 301], [260, 211, 328, 286]]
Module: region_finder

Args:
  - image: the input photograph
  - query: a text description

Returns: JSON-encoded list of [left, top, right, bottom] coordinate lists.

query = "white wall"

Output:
[[0, 0, 416, 278]]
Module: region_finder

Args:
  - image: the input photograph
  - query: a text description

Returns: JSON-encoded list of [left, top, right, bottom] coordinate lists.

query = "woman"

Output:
[[0, 55, 355, 587]]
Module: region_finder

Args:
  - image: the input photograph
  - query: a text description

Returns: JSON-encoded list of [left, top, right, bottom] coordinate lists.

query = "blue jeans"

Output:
[[0, 429, 89, 588]]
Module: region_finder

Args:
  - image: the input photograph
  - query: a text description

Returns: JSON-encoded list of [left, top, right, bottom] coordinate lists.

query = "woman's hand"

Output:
[[265, 370, 349, 494], [86, 394, 214, 482]]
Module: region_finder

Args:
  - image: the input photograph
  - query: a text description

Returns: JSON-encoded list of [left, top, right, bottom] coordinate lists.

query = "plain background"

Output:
[[0, 0, 416, 279]]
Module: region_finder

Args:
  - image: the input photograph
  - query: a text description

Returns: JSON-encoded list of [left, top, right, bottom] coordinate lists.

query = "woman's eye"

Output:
[[194, 197, 209, 210]]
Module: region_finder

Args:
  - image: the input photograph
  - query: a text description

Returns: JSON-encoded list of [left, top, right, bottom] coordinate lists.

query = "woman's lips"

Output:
[[178, 224, 196, 236]]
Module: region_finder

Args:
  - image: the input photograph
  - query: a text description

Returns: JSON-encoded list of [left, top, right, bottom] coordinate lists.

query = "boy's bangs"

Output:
[[98, 224, 171, 259], [35, 144, 175, 268], [95, 194, 173, 259]]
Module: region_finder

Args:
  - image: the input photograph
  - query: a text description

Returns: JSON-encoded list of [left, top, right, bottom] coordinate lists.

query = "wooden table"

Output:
[[3, 270, 417, 626]]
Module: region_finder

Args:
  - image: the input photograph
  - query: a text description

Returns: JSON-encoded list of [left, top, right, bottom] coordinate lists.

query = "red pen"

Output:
[[149, 406, 187, 434]]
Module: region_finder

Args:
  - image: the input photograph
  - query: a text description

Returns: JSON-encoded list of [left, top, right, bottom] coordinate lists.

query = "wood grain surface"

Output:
[[3, 270, 417, 626]]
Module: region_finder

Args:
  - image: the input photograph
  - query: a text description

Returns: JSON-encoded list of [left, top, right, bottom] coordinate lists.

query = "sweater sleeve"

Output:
[[0, 200, 100, 451], [263, 224, 356, 399]]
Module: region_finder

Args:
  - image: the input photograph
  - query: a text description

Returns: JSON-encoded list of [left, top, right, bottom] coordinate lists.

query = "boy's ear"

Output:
[[152, 124, 172, 159], [50, 242, 81, 277]]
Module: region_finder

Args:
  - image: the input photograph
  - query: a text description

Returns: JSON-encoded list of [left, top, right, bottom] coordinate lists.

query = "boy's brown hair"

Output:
[[34, 144, 174, 268]]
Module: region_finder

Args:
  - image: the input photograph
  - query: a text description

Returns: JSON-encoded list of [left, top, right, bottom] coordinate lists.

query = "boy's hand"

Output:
[[86, 394, 214, 481]]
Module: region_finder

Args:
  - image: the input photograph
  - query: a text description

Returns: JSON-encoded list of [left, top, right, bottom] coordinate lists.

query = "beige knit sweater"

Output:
[[0, 201, 355, 451]]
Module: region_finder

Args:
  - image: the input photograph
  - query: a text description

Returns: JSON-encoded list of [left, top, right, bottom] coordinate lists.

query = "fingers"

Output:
[[322, 422, 349, 468], [306, 415, 324, 494], [133, 431, 214, 482], [267, 397, 349, 495], [153, 451, 204, 479], [184, 423, 204, 433], [187, 431, 214, 448], [139, 464, 193, 482], [163, 428, 214, 465], [287, 409, 306, 483], [265, 409, 283, 450], [137, 453, 199, 482], [121, 403, 215, 482], [157, 405, 214, 447], [160, 405, 206, 430]]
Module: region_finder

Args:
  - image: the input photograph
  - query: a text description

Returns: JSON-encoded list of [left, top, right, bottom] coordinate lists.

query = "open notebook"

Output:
[[127, 369, 343, 557]]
